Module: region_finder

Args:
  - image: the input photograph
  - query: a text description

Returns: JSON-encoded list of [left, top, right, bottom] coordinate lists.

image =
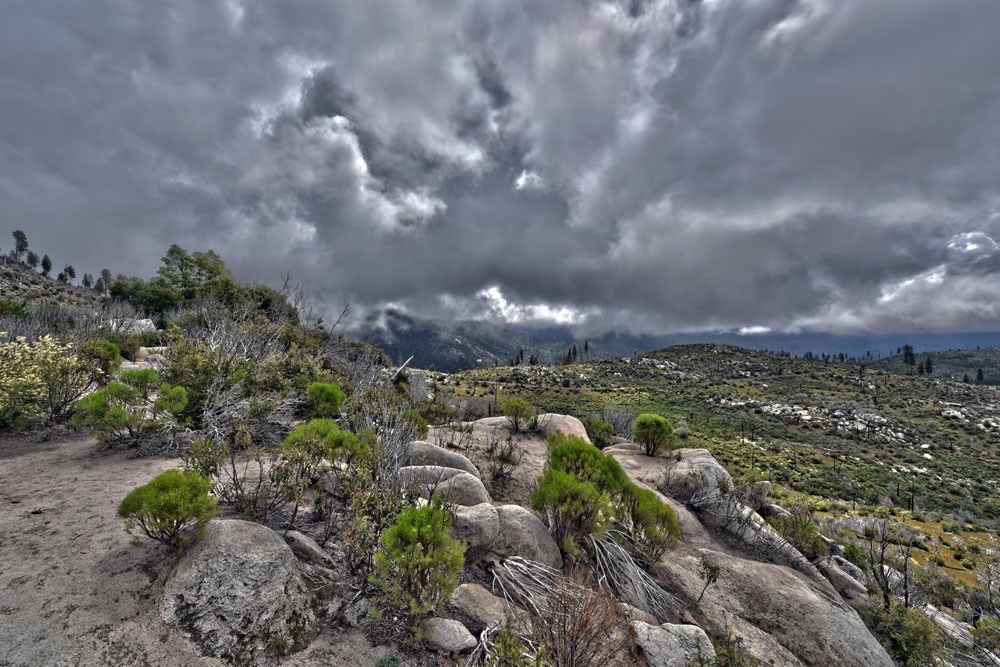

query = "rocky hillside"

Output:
[[0, 261, 103, 310]]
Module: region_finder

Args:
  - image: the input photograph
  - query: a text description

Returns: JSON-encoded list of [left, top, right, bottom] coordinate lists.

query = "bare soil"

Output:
[[0, 435, 412, 667]]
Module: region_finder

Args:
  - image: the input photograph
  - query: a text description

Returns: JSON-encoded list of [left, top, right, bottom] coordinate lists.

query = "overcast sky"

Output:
[[3, 0, 1000, 334]]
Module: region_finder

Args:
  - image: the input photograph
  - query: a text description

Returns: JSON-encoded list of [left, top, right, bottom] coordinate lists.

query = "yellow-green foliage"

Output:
[[118, 469, 219, 553], [370, 497, 465, 642], [0, 333, 95, 424], [858, 603, 943, 667], [533, 434, 680, 559], [633, 413, 673, 456], [502, 397, 531, 432], [73, 371, 188, 445], [306, 382, 346, 418]]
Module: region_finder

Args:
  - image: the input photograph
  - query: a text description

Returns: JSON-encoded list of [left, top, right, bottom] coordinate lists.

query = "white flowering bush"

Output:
[[0, 334, 47, 426], [0, 333, 103, 426]]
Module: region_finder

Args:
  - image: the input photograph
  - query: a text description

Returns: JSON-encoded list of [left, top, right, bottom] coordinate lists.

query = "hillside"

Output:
[[873, 347, 1000, 385], [437, 344, 1000, 524], [0, 261, 104, 310]]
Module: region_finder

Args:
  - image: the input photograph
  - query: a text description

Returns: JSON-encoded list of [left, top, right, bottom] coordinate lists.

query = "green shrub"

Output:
[[502, 398, 531, 433], [633, 413, 673, 456], [370, 497, 465, 642], [97, 329, 142, 361], [403, 408, 429, 439], [766, 507, 828, 560], [583, 417, 615, 449], [306, 382, 346, 418], [375, 653, 402, 667], [282, 418, 358, 461], [858, 603, 943, 666], [532, 468, 610, 556], [77, 339, 122, 385], [73, 376, 187, 445], [620, 483, 681, 563], [119, 368, 161, 399], [118, 469, 218, 553], [545, 433, 630, 493], [0, 299, 28, 318]]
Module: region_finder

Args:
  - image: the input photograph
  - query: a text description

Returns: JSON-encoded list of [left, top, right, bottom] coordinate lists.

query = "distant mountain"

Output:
[[350, 309, 1000, 372]]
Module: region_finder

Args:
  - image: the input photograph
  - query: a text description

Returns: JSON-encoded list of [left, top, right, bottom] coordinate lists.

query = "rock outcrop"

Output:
[[493, 504, 562, 568], [406, 441, 481, 478], [160, 520, 321, 666], [632, 621, 715, 667], [452, 502, 501, 557], [448, 583, 509, 632], [536, 413, 592, 444], [399, 465, 490, 506]]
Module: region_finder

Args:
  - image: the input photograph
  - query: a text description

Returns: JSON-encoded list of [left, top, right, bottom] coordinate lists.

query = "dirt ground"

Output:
[[0, 435, 409, 667]]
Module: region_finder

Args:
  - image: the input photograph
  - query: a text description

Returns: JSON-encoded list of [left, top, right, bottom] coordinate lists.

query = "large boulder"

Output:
[[536, 414, 592, 444], [160, 520, 321, 665], [661, 448, 734, 503], [282, 530, 334, 568], [399, 465, 491, 506], [652, 547, 894, 667], [448, 583, 509, 632], [632, 621, 715, 667], [816, 558, 868, 602], [452, 503, 501, 556], [493, 505, 562, 568], [425, 617, 477, 653], [406, 441, 480, 479]]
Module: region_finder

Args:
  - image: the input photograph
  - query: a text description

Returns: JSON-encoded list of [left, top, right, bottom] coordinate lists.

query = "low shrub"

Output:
[[306, 381, 346, 418], [502, 398, 531, 433], [370, 497, 465, 643], [633, 413, 673, 456], [858, 603, 943, 667], [73, 374, 187, 445], [583, 417, 615, 449], [620, 483, 681, 564], [118, 469, 218, 553], [532, 468, 611, 556], [78, 339, 122, 385], [402, 409, 429, 439]]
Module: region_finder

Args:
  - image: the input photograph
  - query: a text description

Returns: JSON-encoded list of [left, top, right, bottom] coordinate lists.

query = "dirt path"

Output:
[[0, 437, 392, 667]]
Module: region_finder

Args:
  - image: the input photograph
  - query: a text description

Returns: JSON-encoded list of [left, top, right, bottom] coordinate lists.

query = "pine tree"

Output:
[[977, 368, 985, 384], [82, 273, 93, 289], [41, 254, 52, 276], [917, 361, 925, 375], [11, 230, 28, 259], [924, 356, 933, 375], [94, 276, 106, 294], [26, 251, 39, 268], [64, 265, 76, 281]]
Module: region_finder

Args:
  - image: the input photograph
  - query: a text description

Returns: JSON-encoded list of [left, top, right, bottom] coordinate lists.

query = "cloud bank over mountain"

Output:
[[4, 0, 1000, 334]]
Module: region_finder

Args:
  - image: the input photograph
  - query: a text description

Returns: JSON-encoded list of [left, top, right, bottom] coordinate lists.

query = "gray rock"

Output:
[[342, 597, 371, 628], [407, 441, 481, 479], [816, 558, 868, 601], [282, 530, 334, 568], [922, 604, 974, 647], [537, 413, 591, 444], [832, 555, 866, 584], [604, 442, 643, 454], [759, 503, 791, 519], [452, 503, 500, 556], [109, 318, 156, 333], [448, 583, 509, 631], [493, 505, 562, 568], [651, 547, 894, 667], [661, 448, 734, 503], [399, 465, 490, 506], [425, 617, 477, 653], [632, 621, 715, 667], [160, 520, 320, 665]]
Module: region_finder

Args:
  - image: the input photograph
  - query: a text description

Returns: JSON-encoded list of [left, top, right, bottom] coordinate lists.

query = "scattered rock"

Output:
[[399, 466, 491, 506], [452, 503, 500, 556], [407, 441, 480, 479], [448, 583, 509, 632], [494, 505, 562, 568], [342, 597, 371, 628], [632, 621, 715, 667], [425, 617, 477, 653], [160, 520, 320, 666], [283, 530, 334, 568]]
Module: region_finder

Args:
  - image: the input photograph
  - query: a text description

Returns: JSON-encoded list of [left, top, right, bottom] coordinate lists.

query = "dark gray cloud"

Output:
[[4, 0, 1000, 334]]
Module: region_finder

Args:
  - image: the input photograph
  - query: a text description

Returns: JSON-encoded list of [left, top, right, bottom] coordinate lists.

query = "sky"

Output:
[[3, 0, 1000, 335]]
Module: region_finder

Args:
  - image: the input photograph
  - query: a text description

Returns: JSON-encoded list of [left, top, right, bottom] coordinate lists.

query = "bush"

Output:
[[282, 418, 359, 461], [370, 497, 465, 642], [766, 506, 828, 560], [118, 469, 218, 553], [78, 339, 122, 385], [620, 483, 681, 564], [583, 417, 615, 449], [858, 603, 943, 667], [375, 653, 402, 667], [502, 398, 531, 433], [532, 468, 611, 556], [0, 300, 28, 319], [97, 329, 142, 361], [633, 413, 673, 456], [73, 375, 187, 445], [306, 381, 346, 418], [545, 433, 630, 493], [0, 334, 100, 423], [402, 408, 429, 439]]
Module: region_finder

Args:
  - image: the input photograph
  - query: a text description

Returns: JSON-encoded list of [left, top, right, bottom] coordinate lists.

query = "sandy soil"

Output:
[[0, 436, 405, 667]]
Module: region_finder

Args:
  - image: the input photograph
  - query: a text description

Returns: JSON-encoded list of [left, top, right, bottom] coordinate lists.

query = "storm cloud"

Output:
[[3, 0, 1000, 334]]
